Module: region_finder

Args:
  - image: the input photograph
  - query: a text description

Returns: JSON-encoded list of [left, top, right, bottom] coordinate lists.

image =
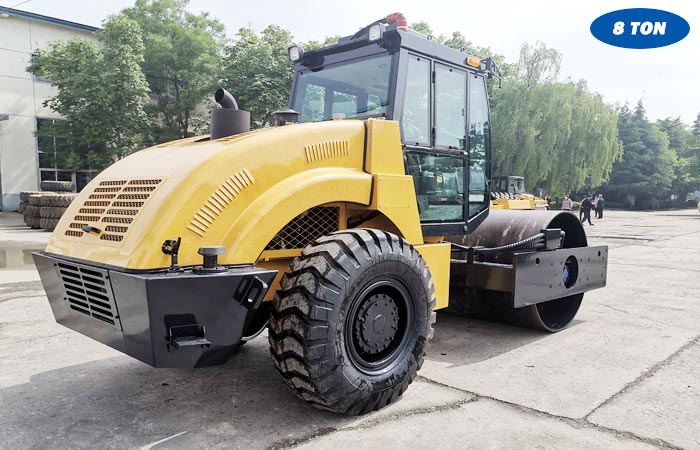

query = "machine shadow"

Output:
[[1, 318, 584, 449], [0, 338, 354, 450], [427, 312, 583, 367]]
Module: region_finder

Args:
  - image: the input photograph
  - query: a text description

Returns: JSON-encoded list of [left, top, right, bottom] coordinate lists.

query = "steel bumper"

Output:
[[33, 252, 277, 368], [453, 245, 608, 308]]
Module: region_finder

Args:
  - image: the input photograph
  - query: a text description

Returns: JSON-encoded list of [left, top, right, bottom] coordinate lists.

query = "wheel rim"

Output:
[[345, 277, 416, 375]]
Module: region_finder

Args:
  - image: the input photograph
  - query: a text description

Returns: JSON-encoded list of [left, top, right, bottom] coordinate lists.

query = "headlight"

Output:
[[368, 23, 384, 41], [288, 45, 304, 63]]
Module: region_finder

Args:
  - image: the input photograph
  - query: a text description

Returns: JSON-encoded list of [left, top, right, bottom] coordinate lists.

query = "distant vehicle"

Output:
[[490, 175, 549, 210]]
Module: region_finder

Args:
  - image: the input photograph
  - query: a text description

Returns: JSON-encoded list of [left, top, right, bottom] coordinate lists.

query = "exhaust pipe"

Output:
[[210, 88, 250, 140], [215, 88, 238, 109]]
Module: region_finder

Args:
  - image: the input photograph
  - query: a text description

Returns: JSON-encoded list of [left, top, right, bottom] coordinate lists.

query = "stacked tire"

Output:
[[39, 194, 75, 231], [24, 195, 42, 229], [21, 181, 77, 231], [18, 190, 42, 214], [39, 180, 75, 192]]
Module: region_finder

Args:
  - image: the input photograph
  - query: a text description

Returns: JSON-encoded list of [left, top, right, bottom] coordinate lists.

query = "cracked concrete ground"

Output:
[[0, 209, 699, 450]]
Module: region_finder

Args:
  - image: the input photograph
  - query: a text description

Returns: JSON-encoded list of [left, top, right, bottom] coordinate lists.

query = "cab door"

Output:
[[400, 54, 490, 236], [466, 73, 491, 226]]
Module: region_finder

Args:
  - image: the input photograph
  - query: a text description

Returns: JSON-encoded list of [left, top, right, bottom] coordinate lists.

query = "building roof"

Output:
[[0, 6, 99, 33]]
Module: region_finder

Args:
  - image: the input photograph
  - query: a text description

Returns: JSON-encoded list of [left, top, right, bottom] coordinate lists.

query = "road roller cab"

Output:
[[33, 13, 607, 415]]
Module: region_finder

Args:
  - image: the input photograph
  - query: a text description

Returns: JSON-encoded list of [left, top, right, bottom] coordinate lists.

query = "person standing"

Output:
[[592, 195, 600, 218], [596, 194, 605, 219], [561, 195, 573, 211], [580, 195, 594, 225]]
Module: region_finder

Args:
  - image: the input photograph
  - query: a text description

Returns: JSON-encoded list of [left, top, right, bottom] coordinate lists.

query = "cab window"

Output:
[[401, 55, 431, 147], [406, 152, 464, 222], [467, 74, 490, 218], [435, 64, 467, 150]]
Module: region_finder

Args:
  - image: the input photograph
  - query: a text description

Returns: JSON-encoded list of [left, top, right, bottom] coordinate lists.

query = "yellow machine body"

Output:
[[490, 175, 549, 210], [45, 119, 451, 309], [33, 21, 608, 412], [490, 194, 549, 210]]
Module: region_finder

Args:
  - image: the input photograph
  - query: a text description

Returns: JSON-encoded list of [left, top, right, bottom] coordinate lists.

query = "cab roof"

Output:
[[299, 24, 487, 74]]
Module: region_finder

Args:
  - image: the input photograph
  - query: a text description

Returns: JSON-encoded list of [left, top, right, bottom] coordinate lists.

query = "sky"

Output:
[[2, 0, 699, 125]]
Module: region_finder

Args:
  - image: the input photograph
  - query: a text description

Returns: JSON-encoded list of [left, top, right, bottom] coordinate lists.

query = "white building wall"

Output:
[[0, 12, 96, 211]]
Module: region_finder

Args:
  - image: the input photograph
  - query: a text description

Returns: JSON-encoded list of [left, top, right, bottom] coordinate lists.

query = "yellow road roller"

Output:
[[490, 175, 550, 210], [34, 13, 607, 415]]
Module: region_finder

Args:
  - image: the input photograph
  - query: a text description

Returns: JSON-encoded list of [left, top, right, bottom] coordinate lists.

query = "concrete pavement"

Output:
[[0, 209, 699, 450]]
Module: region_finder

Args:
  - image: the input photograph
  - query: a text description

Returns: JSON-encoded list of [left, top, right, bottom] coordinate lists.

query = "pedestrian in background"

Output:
[[592, 194, 599, 218], [561, 195, 573, 211], [580, 195, 594, 225], [596, 194, 605, 219]]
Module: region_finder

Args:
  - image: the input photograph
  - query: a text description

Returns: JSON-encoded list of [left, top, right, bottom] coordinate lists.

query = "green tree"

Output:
[[223, 26, 340, 127], [436, 31, 513, 88], [410, 21, 433, 35], [515, 42, 561, 86], [439, 31, 470, 50], [28, 15, 151, 170], [692, 112, 700, 137], [122, 0, 226, 140], [223, 25, 294, 127], [490, 43, 622, 196], [302, 35, 340, 51], [604, 102, 675, 209], [657, 116, 700, 205]]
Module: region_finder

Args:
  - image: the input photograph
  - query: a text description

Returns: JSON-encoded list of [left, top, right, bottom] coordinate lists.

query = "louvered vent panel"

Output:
[[57, 262, 120, 328], [304, 140, 349, 163], [64, 178, 163, 244], [187, 169, 254, 237], [265, 207, 339, 250]]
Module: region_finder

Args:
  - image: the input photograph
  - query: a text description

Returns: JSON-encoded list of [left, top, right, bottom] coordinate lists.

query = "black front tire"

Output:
[[269, 229, 435, 415]]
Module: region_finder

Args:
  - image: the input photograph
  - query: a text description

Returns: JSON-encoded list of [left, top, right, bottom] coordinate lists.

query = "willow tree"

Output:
[[490, 43, 622, 196]]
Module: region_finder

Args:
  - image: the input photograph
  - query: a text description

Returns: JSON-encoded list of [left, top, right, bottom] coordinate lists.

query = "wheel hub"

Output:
[[354, 293, 399, 354]]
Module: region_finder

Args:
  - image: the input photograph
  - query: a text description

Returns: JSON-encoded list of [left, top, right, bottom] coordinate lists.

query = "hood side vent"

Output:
[[305, 140, 349, 163], [187, 169, 254, 237]]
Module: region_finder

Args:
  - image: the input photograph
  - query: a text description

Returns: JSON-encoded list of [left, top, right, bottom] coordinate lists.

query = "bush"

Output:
[[636, 197, 660, 210]]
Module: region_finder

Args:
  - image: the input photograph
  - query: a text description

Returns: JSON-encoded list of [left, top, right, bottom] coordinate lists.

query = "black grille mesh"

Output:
[[265, 207, 339, 250]]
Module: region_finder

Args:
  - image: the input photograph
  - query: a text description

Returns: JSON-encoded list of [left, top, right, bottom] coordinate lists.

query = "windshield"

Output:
[[292, 54, 392, 122], [513, 178, 525, 194], [493, 177, 508, 193], [493, 177, 524, 194]]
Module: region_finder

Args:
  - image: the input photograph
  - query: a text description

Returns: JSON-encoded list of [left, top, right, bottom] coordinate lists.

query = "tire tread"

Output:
[[269, 228, 436, 415]]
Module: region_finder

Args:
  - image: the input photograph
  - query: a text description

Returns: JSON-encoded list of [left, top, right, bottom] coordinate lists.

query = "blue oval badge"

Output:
[[591, 8, 690, 49]]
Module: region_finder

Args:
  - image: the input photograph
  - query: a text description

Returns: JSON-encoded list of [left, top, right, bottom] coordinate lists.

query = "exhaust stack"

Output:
[[210, 88, 250, 140]]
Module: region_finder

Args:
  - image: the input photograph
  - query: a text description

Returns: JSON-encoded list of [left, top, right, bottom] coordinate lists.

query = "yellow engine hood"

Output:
[[46, 120, 372, 269]]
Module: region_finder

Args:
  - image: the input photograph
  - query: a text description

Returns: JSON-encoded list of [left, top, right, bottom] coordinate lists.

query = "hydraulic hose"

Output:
[[451, 231, 548, 259], [471, 232, 545, 254]]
